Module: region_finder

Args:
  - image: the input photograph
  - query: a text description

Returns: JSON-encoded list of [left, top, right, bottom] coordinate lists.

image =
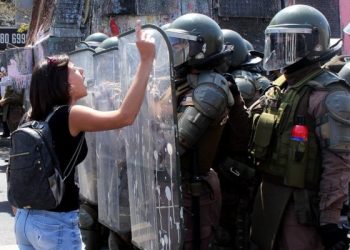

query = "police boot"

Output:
[[79, 203, 101, 250], [81, 229, 101, 250], [108, 231, 133, 250]]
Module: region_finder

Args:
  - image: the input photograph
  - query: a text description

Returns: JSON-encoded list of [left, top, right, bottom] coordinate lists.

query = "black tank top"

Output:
[[48, 106, 88, 212]]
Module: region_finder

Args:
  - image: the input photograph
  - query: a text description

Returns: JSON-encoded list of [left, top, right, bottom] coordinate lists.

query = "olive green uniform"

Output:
[[250, 66, 350, 249]]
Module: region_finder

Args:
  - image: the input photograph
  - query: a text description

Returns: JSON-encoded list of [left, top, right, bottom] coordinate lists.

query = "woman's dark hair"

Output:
[[29, 54, 70, 120]]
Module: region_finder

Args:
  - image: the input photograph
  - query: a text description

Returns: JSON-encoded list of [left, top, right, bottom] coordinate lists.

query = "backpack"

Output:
[[7, 107, 84, 209]]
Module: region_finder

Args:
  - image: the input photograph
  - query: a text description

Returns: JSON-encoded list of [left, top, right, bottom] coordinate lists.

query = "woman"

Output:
[[14, 21, 155, 250]]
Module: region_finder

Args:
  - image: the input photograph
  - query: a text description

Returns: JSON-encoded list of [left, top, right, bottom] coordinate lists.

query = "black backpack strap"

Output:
[[45, 105, 66, 122], [63, 134, 85, 180], [44, 105, 85, 180]]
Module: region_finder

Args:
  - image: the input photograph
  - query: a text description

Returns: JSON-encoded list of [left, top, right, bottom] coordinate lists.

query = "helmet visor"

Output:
[[166, 29, 204, 67], [263, 27, 313, 71]]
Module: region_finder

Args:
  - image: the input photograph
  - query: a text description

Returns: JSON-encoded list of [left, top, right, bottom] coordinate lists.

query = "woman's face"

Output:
[[67, 62, 87, 102]]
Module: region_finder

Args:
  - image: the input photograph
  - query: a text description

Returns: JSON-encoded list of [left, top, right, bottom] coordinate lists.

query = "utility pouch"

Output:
[[252, 112, 277, 159], [218, 157, 255, 191], [284, 138, 308, 188]]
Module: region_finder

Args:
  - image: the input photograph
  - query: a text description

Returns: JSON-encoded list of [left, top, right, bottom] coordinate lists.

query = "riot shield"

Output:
[[119, 25, 183, 250], [4, 47, 33, 111], [32, 35, 79, 65], [69, 48, 98, 205], [69, 48, 95, 89], [93, 47, 131, 233]]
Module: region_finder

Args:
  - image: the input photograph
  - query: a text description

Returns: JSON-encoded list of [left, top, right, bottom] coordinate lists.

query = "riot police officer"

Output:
[[93, 35, 134, 250], [75, 32, 110, 250], [212, 29, 270, 250], [217, 30, 271, 108], [95, 36, 119, 52], [76, 32, 109, 50], [165, 13, 234, 249], [249, 5, 350, 250], [220, 29, 271, 107]]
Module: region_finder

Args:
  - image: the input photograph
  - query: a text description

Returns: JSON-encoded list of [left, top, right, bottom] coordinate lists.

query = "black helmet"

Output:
[[76, 32, 109, 49], [242, 38, 264, 60], [161, 23, 171, 30], [344, 22, 350, 35], [263, 4, 330, 71], [339, 62, 350, 84], [222, 29, 249, 67], [95, 36, 119, 52], [243, 38, 254, 51], [222, 29, 262, 68], [165, 13, 224, 68]]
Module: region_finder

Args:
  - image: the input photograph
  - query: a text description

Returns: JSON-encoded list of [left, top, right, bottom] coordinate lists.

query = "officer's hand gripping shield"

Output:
[[93, 45, 131, 233], [68, 48, 98, 205], [120, 25, 183, 249]]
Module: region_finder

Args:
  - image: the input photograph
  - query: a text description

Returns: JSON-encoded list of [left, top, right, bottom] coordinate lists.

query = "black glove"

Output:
[[319, 223, 350, 250], [222, 73, 240, 97]]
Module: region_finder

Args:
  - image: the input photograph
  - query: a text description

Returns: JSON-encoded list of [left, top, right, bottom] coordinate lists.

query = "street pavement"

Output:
[[0, 139, 18, 249]]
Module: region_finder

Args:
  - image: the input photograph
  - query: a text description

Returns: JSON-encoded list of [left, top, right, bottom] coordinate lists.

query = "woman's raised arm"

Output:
[[69, 20, 156, 136]]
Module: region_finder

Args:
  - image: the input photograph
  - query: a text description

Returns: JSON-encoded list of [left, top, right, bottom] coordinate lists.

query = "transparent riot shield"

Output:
[[69, 48, 98, 205], [119, 25, 183, 250], [32, 35, 79, 65], [93, 47, 131, 233], [69, 48, 95, 89], [4, 47, 33, 111]]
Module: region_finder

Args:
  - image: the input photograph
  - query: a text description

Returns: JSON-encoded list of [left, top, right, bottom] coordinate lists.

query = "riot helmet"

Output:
[[344, 22, 350, 35], [338, 62, 350, 84], [161, 23, 171, 30], [243, 38, 254, 51], [222, 29, 249, 67], [76, 32, 109, 49], [222, 29, 262, 69], [95, 36, 119, 52], [243, 38, 265, 60], [165, 13, 224, 68], [263, 4, 331, 72]]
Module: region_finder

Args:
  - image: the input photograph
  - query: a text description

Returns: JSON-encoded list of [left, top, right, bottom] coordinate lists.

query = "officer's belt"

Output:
[[262, 173, 319, 191]]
